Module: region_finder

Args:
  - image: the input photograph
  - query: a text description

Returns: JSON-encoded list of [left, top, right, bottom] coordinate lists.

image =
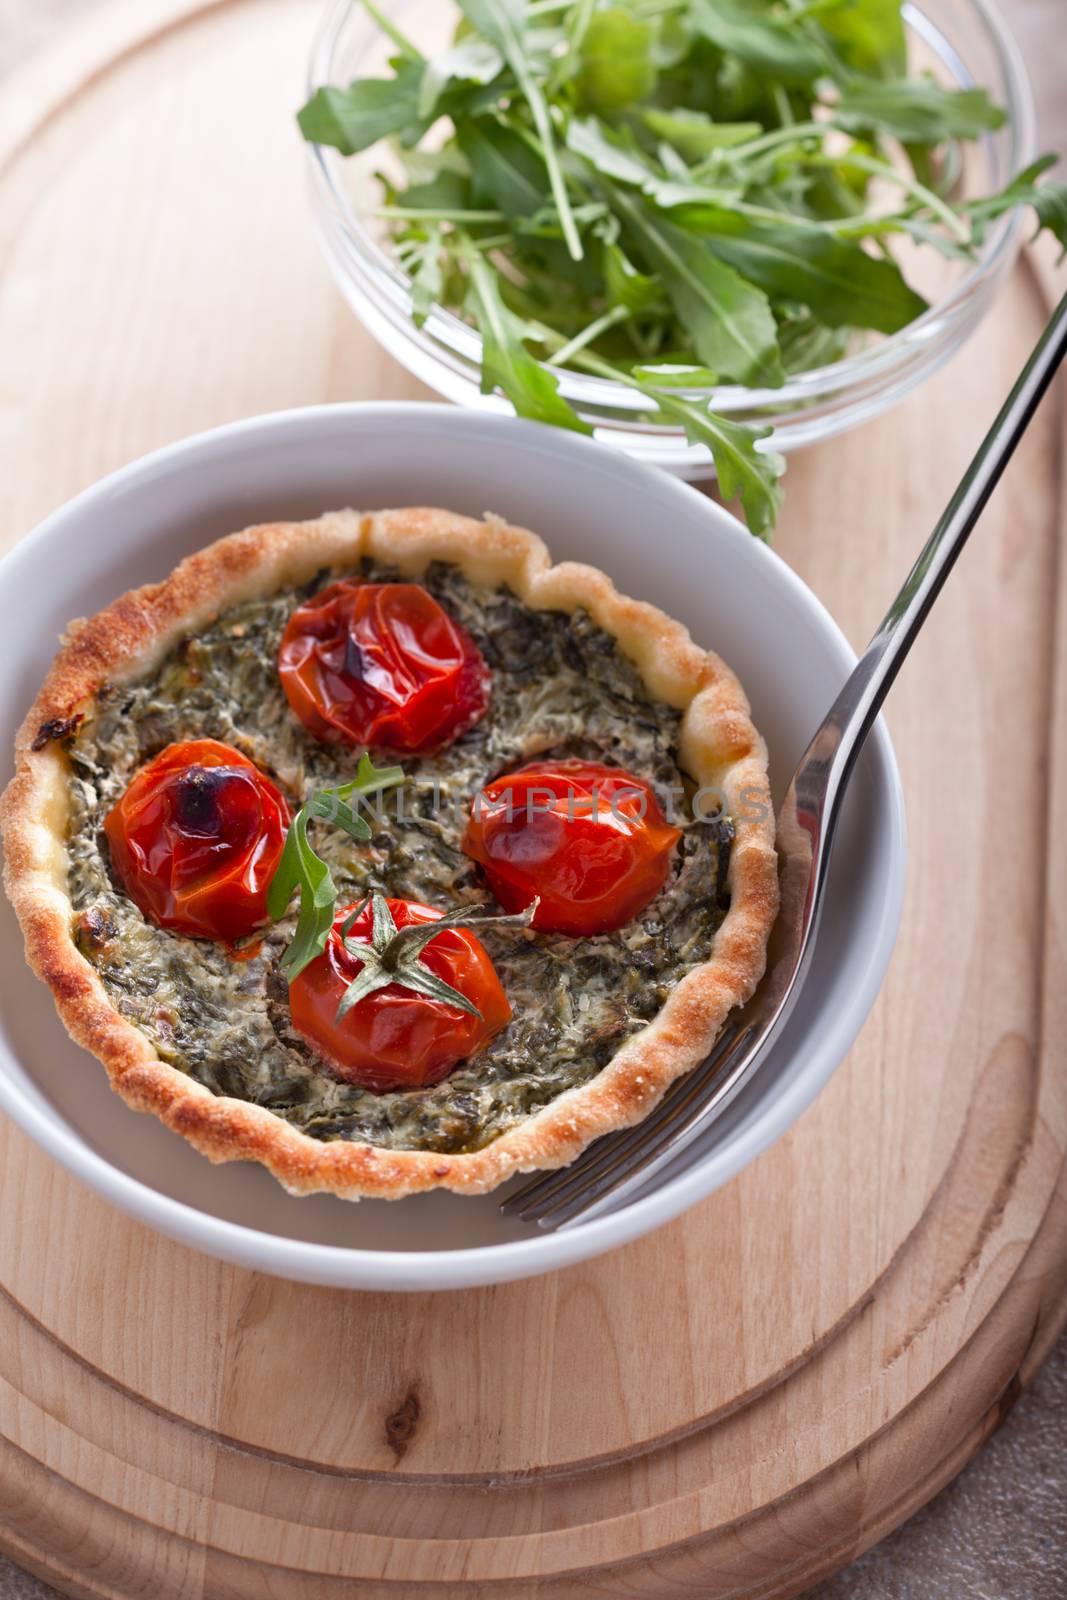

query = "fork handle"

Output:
[[804, 293, 1067, 865]]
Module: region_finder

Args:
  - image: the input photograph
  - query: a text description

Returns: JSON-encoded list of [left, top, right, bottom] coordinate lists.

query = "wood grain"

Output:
[[0, 1, 1064, 1595]]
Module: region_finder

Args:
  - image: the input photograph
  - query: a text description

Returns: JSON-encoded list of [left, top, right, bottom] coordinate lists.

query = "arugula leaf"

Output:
[[567, 115, 657, 188], [632, 363, 720, 387], [408, 229, 445, 326], [652, 11, 696, 71], [417, 37, 504, 120], [964, 155, 1067, 257], [576, 7, 657, 114], [568, 117, 741, 210], [671, 204, 928, 333], [777, 311, 851, 374], [298, 58, 507, 156], [818, 0, 907, 77], [881, 213, 977, 260], [388, 165, 473, 213], [456, 117, 547, 219], [346, 751, 406, 810], [834, 79, 1006, 144], [268, 756, 406, 981], [390, 140, 470, 188], [689, 0, 827, 84], [609, 186, 785, 387], [641, 109, 762, 162], [458, 119, 602, 291], [456, 0, 584, 259], [464, 250, 594, 431], [269, 808, 339, 979], [644, 388, 784, 538], [298, 60, 426, 156], [603, 242, 664, 312], [308, 754, 405, 840]]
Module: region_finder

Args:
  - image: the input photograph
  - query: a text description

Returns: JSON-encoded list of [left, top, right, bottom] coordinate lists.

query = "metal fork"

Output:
[[502, 292, 1067, 1232]]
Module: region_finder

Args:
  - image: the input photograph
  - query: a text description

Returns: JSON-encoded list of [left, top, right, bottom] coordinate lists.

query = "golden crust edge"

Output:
[[0, 506, 778, 1200]]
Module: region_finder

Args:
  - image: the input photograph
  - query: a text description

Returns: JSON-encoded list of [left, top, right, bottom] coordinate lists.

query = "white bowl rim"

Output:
[[0, 403, 907, 1290]]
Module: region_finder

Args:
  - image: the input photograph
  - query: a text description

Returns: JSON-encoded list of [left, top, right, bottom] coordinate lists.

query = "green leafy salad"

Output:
[[298, 0, 1067, 536]]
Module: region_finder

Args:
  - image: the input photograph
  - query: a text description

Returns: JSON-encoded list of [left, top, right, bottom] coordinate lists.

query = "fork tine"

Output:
[[500, 1021, 744, 1222], [501, 1025, 741, 1220], [500, 1059, 714, 1222], [502, 1023, 758, 1229], [550, 1026, 760, 1229], [539, 1032, 754, 1227]]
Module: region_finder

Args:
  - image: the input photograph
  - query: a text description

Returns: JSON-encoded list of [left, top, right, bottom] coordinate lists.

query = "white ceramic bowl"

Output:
[[0, 406, 906, 1290]]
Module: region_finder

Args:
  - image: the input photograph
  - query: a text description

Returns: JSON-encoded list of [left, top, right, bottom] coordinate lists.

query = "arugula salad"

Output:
[[299, 0, 1066, 536]]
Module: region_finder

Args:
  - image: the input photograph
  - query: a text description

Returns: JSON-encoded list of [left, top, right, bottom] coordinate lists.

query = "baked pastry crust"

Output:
[[0, 508, 779, 1199]]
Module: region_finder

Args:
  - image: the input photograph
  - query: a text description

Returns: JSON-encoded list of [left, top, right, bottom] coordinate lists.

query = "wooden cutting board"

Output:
[[0, 2, 1064, 1595]]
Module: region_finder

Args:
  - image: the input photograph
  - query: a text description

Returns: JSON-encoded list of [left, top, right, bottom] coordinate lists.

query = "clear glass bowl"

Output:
[[305, 0, 1035, 478]]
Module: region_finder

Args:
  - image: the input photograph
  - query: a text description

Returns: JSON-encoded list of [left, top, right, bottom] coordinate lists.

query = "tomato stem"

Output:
[[334, 892, 540, 1023]]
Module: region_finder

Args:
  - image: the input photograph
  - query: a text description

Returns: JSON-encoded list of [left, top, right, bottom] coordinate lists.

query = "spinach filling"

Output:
[[65, 561, 733, 1154]]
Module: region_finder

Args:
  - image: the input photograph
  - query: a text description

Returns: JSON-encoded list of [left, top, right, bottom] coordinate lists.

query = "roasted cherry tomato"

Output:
[[290, 899, 510, 1092], [278, 581, 490, 754], [104, 739, 290, 944], [462, 759, 681, 936]]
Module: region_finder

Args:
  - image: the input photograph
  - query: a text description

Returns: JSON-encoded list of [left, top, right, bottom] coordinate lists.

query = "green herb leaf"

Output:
[[308, 790, 372, 842], [567, 115, 657, 189], [464, 250, 594, 431], [818, 0, 906, 77], [567, 116, 740, 208], [631, 363, 720, 387], [268, 757, 406, 981], [834, 79, 1007, 144], [355, 751, 405, 793], [389, 165, 474, 213], [456, 0, 585, 259], [642, 388, 785, 538], [270, 809, 338, 979], [417, 37, 504, 121], [964, 155, 1067, 257], [456, 117, 547, 220], [777, 311, 851, 373], [641, 109, 762, 163], [603, 242, 664, 312], [298, 61, 505, 157], [689, 0, 827, 84], [391, 140, 470, 187], [873, 213, 977, 261], [671, 204, 928, 333], [297, 60, 426, 155], [408, 228, 446, 326], [609, 186, 785, 386], [576, 7, 657, 114]]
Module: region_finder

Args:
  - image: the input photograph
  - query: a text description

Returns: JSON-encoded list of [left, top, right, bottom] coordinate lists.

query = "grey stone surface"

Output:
[[0, 2, 1063, 1597]]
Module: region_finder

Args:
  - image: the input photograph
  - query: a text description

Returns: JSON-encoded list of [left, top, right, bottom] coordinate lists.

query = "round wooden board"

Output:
[[1, 1, 1065, 1595]]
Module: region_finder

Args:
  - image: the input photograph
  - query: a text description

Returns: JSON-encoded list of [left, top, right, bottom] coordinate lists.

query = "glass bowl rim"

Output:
[[304, 0, 1037, 415]]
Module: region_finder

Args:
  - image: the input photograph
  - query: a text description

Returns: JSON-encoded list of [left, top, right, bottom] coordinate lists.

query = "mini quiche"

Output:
[[0, 508, 778, 1200]]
